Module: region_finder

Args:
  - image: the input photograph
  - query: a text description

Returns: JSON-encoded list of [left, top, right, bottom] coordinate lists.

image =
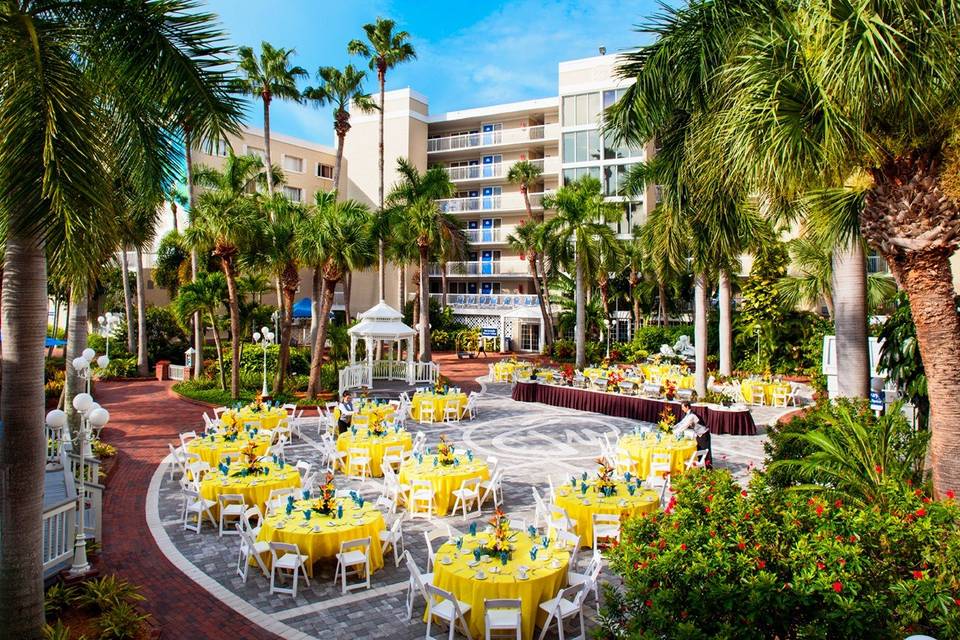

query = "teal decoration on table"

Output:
[[466, 450, 473, 462], [285, 503, 293, 516], [628, 484, 636, 496], [581, 482, 588, 495], [469, 522, 477, 536], [337, 504, 343, 519], [303, 509, 311, 521], [624, 471, 632, 483], [529, 547, 538, 561], [453, 457, 460, 467], [473, 547, 481, 562], [287, 495, 295, 504], [570, 476, 577, 488], [527, 525, 537, 539], [302, 489, 311, 500], [581, 471, 588, 481], [541, 535, 549, 550], [500, 551, 508, 566], [455, 537, 463, 550], [433, 456, 438, 467]]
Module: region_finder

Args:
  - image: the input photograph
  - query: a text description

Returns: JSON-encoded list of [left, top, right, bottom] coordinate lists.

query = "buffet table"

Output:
[[512, 381, 756, 435]]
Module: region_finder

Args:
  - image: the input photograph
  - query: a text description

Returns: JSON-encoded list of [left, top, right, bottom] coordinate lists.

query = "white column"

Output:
[[538, 319, 544, 353], [406, 335, 415, 384], [349, 335, 357, 365], [365, 336, 373, 388], [500, 316, 507, 353]]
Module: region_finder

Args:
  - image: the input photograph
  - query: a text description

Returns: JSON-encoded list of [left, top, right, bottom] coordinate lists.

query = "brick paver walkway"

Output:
[[97, 380, 280, 640]]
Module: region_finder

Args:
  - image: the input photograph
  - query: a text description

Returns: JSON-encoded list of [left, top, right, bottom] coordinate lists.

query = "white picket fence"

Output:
[[372, 360, 409, 381], [338, 360, 441, 394], [413, 361, 440, 385], [168, 364, 186, 381]]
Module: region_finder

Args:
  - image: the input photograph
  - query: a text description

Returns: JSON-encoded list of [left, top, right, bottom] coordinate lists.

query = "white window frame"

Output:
[[282, 154, 304, 174], [282, 186, 303, 202]]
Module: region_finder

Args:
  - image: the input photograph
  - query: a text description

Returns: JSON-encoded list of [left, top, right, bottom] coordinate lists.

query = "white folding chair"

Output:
[[750, 385, 766, 406], [218, 493, 246, 537], [382, 464, 409, 511], [531, 487, 549, 529], [686, 449, 709, 470], [464, 392, 479, 420], [648, 452, 671, 484], [450, 477, 482, 520], [547, 504, 576, 536], [419, 401, 436, 424], [347, 447, 372, 480], [409, 479, 436, 520], [242, 505, 263, 537], [167, 443, 187, 482], [479, 469, 504, 510], [334, 537, 371, 594], [411, 431, 428, 456], [382, 445, 405, 474], [179, 430, 198, 448], [425, 584, 473, 640], [443, 398, 461, 423], [554, 529, 582, 573], [484, 598, 522, 640], [591, 512, 621, 550], [423, 528, 450, 574], [567, 552, 603, 607], [236, 524, 270, 583], [379, 516, 405, 568], [181, 488, 217, 534], [269, 542, 310, 597], [404, 550, 434, 621], [536, 583, 586, 640], [295, 460, 312, 479]]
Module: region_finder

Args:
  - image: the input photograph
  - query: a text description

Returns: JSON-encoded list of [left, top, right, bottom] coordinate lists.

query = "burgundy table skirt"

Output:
[[512, 381, 756, 436]]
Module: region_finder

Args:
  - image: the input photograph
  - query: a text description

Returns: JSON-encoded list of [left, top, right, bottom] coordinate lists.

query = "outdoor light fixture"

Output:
[[253, 326, 276, 396], [97, 312, 120, 359]]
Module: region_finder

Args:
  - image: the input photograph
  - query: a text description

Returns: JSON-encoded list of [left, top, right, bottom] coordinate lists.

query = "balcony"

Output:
[[428, 124, 559, 154], [464, 227, 515, 244], [436, 191, 549, 214], [428, 259, 531, 277], [429, 293, 541, 310], [443, 157, 561, 182]]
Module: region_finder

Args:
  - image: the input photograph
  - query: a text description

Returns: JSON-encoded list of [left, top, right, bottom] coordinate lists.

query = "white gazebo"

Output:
[[339, 301, 438, 393]]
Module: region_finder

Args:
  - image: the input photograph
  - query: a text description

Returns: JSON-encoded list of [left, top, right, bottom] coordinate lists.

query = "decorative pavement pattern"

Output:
[[148, 377, 791, 639]]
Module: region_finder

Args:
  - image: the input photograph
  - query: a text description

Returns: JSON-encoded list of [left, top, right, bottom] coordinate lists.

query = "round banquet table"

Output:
[[334, 402, 396, 424], [554, 480, 660, 548], [410, 391, 468, 422], [186, 432, 272, 467], [233, 407, 287, 430], [431, 529, 571, 639], [257, 497, 385, 577], [617, 434, 697, 479], [493, 361, 533, 382], [398, 454, 489, 516], [336, 429, 412, 477], [740, 380, 791, 405], [199, 460, 301, 514]]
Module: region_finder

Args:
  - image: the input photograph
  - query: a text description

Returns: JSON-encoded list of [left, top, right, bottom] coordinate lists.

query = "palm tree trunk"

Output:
[[273, 284, 295, 396], [530, 257, 553, 346], [344, 270, 352, 321], [120, 247, 135, 352], [134, 246, 148, 377], [694, 273, 708, 396], [412, 268, 421, 357], [333, 130, 346, 194], [185, 131, 203, 379], [377, 72, 386, 300], [398, 264, 406, 311], [171, 204, 178, 232], [64, 286, 89, 432], [823, 291, 835, 321], [718, 269, 733, 376], [222, 259, 242, 399], [575, 255, 586, 368], [209, 311, 226, 391], [539, 255, 554, 340], [310, 267, 322, 348], [0, 234, 47, 637], [419, 245, 432, 362], [263, 97, 275, 198], [832, 239, 869, 398], [658, 281, 668, 327], [440, 265, 448, 310], [307, 278, 337, 397]]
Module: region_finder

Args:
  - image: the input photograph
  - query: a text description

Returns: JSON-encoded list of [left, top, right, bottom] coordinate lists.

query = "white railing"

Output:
[[68, 452, 100, 486], [42, 498, 75, 574], [433, 259, 530, 276], [428, 125, 556, 153], [413, 361, 440, 385], [464, 228, 506, 244], [46, 424, 70, 466], [339, 364, 372, 395], [339, 360, 440, 393], [436, 191, 548, 214], [66, 452, 103, 542], [429, 293, 541, 309], [168, 364, 186, 381], [444, 157, 559, 182], [371, 360, 409, 381]]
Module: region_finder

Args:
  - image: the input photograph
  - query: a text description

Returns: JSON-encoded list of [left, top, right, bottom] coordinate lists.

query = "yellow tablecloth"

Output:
[[493, 362, 533, 382], [554, 481, 659, 548], [431, 529, 571, 639], [333, 402, 395, 424], [410, 392, 468, 422], [186, 432, 272, 467], [398, 455, 489, 516], [617, 435, 697, 479], [337, 430, 412, 477], [199, 460, 301, 513], [236, 406, 287, 430], [741, 381, 791, 405], [258, 497, 385, 577]]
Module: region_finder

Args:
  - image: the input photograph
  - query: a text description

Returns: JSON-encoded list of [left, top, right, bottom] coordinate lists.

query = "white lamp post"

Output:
[[97, 312, 119, 359], [253, 326, 275, 396]]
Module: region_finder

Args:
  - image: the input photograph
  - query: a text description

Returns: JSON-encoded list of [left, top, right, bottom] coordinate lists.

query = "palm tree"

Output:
[[622, 228, 647, 331], [306, 190, 336, 349], [507, 220, 555, 345], [174, 272, 229, 390], [127, 196, 162, 376], [233, 42, 307, 199], [348, 18, 417, 300], [543, 177, 622, 368], [186, 154, 268, 398], [0, 3, 240, 634], [299, 197, 375, 397], [303, 64, 377, 194], [507, 160, 544, 222]]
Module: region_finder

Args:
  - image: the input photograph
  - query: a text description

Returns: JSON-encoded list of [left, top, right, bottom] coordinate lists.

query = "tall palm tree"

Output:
[[507, 220, 555, 345], [306, 190, 336, 349], [233, 42, 306, 199], [186, 154, 269, 398], [174, 271, 229, 391], [299, 197, 375, 397], [543, 177, 622, 368], [127, 195, 162, 376], [622, 228, 647, 332], [0, 2, 240, 634], [348, 18, 417, 300], [507, 160, 544, 222], [303, 64, 377, 194]]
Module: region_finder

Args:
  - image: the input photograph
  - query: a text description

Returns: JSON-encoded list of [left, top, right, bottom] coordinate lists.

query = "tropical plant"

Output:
[[76, 575, 144, 614], [348, 17, 417, 299], [233, 42, 306, 198], [507, 160, 544, 222], [153, 231, 193, 298], [97, 600, 150, 640], [173, 271, 229, 390], [303, 64, 377, 193], [506, 220, 555, 345], [0, 4, 240, 630], [543, 176, 622, 368], [112, 307, 188, 367]]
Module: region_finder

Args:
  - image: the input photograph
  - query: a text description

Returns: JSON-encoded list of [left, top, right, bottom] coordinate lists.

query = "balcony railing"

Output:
[[464, 228, 509, 244], [444, 157, 559, 182], [428, 259, 530, 277], [429, 293, 541, 309], [436, 191, 549, 214], [428, 124, 557, 153]]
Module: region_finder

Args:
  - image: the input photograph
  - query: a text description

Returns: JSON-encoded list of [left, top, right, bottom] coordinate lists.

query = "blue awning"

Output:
[[0, 333, 66, 347], [292, 298, 312, 319]]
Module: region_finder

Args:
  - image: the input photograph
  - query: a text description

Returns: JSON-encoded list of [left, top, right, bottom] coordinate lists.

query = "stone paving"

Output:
[[149, 376, 787, 639]]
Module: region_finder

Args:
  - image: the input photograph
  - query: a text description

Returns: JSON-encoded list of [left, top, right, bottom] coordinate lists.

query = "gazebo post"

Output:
[[364, 336, 373, 388], [500, 315, 507, 353], [350, 335, 357, 365], [406, 335, 414, 384]]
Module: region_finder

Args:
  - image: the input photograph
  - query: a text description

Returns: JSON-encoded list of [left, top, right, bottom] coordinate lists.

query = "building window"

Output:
[[283, 155, 304, 173], [317, 163, 333, 179], [202, 138, 228, 157], [562, 166, 601, 185], [562, 92, 601, 127], [603, 131, 644, 160], [618, 201, 645, 235], [282, 186, 303, 202], [562, 130, 601, 163], [602, 88, 629, 111], [246, 146, 266, 161], [603, 163, 637, 196]]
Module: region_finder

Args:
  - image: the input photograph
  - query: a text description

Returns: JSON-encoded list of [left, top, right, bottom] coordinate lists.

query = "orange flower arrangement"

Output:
[[595, 457, 617, 495], [240, 440, 259, 465], [436, 434, 455, 465], [486, 508, 512, 554], [658, 407, 677, 433], [313, 471, 336, 515]]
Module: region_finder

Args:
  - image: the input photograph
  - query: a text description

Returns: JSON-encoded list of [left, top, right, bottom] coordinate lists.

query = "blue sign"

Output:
[[869, 390, 884, 412], [481, 328, 498, 338]]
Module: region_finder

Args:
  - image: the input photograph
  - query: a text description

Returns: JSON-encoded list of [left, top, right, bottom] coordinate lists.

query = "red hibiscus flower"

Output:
[[737, 541, 746, 550], [834, 500, 842, 508], [832, 581, 843, 593], [916, 508, 926, 517], [945, 489, 956, 500], [875, 465, 883, 474], [741, 490, 748, 497], [757, 559, 766, 569], [815, 505, 824, 517], [680, 543, 687, 551], [645, 599, 653, 608], [913, 571, 924, 580], [817, 562, 825, 570]]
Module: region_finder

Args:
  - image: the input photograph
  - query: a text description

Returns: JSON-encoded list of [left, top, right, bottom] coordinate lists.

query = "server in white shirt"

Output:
[[336, 392, 355, 435], [673, 401, 712, 467]]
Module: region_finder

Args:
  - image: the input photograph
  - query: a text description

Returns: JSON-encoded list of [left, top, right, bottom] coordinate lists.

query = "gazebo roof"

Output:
[[358, 300, 403, 322], [348, 301, 415, 339]]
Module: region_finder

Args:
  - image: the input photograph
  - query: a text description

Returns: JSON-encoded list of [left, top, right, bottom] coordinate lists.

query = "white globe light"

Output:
[[88, 408, 110, 428], [72, 356, 89, 371], [88, 402, 101, 414], [97, 315, 105, 324], [266, 331, 275, 341], [261, 326, 269, 334], [81, 347, 96, 361], [45, 409, 68, 428], [97, 355, 110, 369], [72, 392, 94, 413], [253, 332, 261, 342]]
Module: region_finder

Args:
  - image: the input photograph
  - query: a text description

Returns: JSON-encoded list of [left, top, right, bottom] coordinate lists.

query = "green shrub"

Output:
[[213, 343, 311, 379], [87, 333, 131, 359], [100, 356, 138, 378], [42, 621, 72, 640], [877, 292, 935, 429], [97, 600, 150, 640], [44, 360, 65, 400], [551, 339, 576, 361], [113, 306, 188, 365], [76, 575, 144, 614], [44, 583, 78, 618], [599, 469, 960, 640]]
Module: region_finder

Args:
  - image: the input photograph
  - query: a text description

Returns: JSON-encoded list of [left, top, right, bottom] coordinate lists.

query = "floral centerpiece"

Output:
[[434, 373, 449, 395], [606, 368, 625, 392], [664, 380, 677, 400], [562, 363, 574, 385], [230, 445, 266, 477], [479, 508, 513, 558], [658, 407, 677, 433], [312, 472, 336, 515], [369, 411, 387, 437], [240, 440, 259, 465], [436, 434, 455, 466], [594, 457, 617, 496]]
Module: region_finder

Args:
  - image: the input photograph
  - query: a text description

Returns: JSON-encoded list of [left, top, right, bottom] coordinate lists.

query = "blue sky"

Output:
[[204, 0, 666, 146]]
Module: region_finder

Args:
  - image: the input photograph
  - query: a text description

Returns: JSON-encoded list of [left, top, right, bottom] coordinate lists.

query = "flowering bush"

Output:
[[598, 469, 960, 639]]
